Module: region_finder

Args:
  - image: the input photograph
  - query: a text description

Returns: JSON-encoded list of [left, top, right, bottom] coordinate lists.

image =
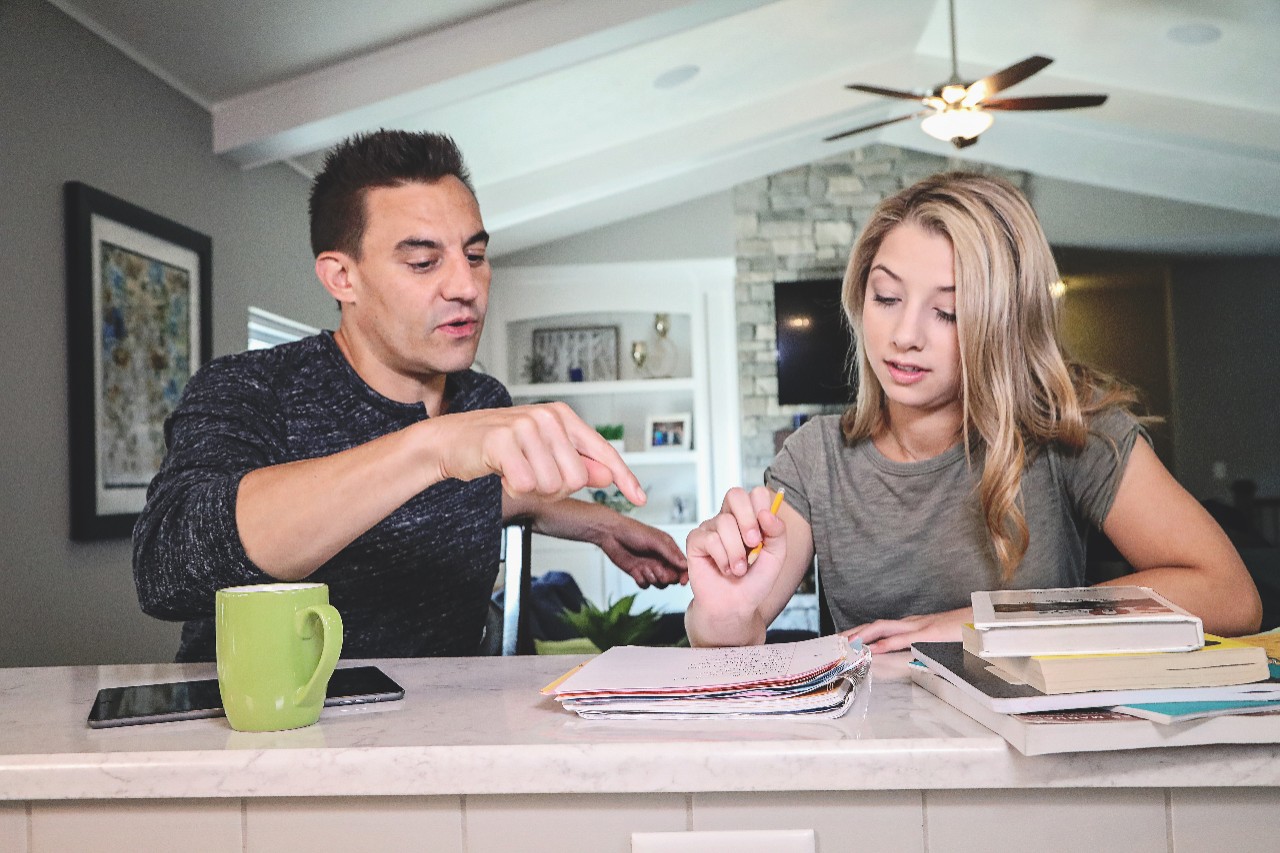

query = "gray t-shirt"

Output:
[[766, 409, 1145, 631]]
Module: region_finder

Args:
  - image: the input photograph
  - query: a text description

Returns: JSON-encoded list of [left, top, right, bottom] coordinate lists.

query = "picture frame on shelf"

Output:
[[531, 325, 619, 383], [64, 181, 212, 540], [644, 412, 691, 451]]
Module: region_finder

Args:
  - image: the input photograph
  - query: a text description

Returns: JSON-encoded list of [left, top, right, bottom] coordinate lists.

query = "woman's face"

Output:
[[860, 221, 963, 420]]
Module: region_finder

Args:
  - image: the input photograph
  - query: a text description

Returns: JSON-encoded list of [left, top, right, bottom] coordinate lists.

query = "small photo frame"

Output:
[[645, 412, 691, 451], [530, 325, 619, 383]]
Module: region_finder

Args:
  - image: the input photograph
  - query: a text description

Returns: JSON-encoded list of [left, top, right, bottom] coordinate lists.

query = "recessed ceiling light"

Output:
[[654, 64, 700, 89], [1167, 22, 1222, 45]]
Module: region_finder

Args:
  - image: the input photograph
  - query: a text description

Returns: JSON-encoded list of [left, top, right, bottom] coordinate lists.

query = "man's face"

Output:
[[338, 177, 490, 394]]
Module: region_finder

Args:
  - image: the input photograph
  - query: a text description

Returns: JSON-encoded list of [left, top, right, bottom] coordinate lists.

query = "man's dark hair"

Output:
[[308, 129, 474, 258]]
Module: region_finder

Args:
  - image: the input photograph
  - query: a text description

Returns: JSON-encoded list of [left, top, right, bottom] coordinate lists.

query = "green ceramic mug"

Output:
[[215, 582, 343, 732]]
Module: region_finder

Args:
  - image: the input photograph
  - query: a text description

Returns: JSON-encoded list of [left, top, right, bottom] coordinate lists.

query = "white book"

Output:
[[911, 665, 1280, 756], [968, 586, 1204, 657], [962, 627, 1270, 694]]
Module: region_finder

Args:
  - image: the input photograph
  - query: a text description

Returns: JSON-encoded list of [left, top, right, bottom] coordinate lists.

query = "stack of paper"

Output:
[[542, 635, 871, 720]]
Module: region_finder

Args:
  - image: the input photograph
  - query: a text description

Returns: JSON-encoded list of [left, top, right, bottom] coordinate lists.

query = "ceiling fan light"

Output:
[[921, 109, 994, 142]]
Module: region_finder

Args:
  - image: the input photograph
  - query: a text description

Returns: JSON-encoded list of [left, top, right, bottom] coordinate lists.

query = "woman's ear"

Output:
[[315, 251, 357, 306]]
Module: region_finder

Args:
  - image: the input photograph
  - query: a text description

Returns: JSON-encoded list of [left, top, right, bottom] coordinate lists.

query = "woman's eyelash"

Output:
[[871, 293, 954, 322]]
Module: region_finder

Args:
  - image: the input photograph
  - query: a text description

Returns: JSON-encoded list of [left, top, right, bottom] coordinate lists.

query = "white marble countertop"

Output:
[[3, 651, 1279, 801]]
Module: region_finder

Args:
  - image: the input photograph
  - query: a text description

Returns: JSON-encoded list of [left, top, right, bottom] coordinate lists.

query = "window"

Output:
[[247, 307, 318, 351]]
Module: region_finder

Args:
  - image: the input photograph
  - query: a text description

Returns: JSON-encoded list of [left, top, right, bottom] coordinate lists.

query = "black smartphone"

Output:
[[87, 665, 405, 729]]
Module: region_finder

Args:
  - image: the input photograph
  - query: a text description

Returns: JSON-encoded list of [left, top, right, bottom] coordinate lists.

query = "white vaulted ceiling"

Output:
[[47, 0, 1280, 253]]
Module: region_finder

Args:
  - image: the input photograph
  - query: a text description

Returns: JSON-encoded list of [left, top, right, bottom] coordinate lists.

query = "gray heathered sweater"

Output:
[[132, 332, 508, 662]]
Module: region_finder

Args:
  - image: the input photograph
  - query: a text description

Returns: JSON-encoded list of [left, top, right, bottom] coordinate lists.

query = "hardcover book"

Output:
[[962, 627, 1270, 694], [910, 641, 1280, 715], [967, 586, 1204, 656], [911, 664, 1280, 756]]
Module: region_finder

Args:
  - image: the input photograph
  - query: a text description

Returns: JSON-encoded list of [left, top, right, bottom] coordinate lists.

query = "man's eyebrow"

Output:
[[394, 237, 441, 252], [393, 230, 489, 252]]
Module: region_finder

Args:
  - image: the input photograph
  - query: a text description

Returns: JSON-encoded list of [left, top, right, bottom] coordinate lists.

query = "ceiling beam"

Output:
[[481, 74, 1280, 253], [212, 0, 777, 168]]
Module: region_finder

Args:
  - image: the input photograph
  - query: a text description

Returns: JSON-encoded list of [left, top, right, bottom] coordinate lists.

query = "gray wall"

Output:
[[0, 0, 329, 667]]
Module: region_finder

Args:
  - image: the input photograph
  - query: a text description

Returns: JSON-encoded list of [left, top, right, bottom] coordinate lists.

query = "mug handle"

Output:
[[292, 604, 344, 709]]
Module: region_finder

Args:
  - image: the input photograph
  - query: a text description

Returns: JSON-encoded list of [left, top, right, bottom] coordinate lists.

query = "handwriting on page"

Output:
[[673, 646, 794, 683], [547, 635, 847, 695]]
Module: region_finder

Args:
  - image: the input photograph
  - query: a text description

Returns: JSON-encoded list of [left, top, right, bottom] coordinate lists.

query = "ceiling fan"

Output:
[[825, 0, 1108, 149]]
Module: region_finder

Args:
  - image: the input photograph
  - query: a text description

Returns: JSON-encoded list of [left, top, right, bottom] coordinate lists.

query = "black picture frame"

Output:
[[65, 182, 212, 540]]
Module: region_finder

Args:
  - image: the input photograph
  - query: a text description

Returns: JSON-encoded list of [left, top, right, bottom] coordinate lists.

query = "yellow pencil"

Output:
[[746, 488, 785, 566]]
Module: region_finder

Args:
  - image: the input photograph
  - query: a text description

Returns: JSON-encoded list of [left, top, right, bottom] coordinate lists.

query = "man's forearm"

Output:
[[237, 421, 444, 579], [503, 493, 609, 546]]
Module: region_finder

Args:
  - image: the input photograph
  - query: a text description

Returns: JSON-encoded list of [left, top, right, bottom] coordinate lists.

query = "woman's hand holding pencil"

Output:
[[685, 485, 788, 580], [683, 485, 795, 647], [745, 488, 785, 567]]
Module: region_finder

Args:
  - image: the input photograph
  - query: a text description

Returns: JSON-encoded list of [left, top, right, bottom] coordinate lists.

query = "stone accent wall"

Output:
[[733, 144, 1026, 486]]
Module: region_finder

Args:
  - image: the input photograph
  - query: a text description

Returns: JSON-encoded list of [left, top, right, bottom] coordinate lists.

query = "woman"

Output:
[[686, 172, 1260, 652]]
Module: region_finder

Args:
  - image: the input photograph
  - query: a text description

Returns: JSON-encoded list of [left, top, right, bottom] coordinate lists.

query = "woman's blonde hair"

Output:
[[839, 172, 1135, 581]]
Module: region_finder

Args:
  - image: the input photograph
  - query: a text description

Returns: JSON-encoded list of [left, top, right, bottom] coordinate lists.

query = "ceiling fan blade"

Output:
[[962, 55, 1053, 105], [846, 83, 927, 102], [982, 94, 1108, 111], [823, 111, 928, 142]]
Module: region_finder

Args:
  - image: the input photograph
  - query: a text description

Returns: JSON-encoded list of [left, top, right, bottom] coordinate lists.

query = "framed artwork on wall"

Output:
[[530, 325, 620, 383], [644, 412, 692, 451], [64, 181, 212, 540]]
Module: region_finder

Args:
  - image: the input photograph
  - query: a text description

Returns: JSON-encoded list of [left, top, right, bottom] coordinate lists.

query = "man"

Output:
[[133, 130, 687, 661]]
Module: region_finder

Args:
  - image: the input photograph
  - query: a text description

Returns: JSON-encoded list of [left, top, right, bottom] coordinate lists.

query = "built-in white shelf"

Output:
[[477, 260, 740, 612], [621, 449, 701, 467], [507, 377, 696, 399]]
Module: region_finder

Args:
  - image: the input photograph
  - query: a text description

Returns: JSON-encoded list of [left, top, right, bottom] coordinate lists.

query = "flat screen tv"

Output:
[[773, 279, 856, 406]]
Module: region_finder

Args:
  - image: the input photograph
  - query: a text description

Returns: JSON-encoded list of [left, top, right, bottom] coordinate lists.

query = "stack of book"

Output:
[[910, 586, 1280, 755], [542, 634, 871, 720]]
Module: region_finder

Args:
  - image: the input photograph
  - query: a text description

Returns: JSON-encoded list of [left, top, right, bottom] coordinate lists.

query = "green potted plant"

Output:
[[552, 594, 664, 653], [595, 423, 625, 453]]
